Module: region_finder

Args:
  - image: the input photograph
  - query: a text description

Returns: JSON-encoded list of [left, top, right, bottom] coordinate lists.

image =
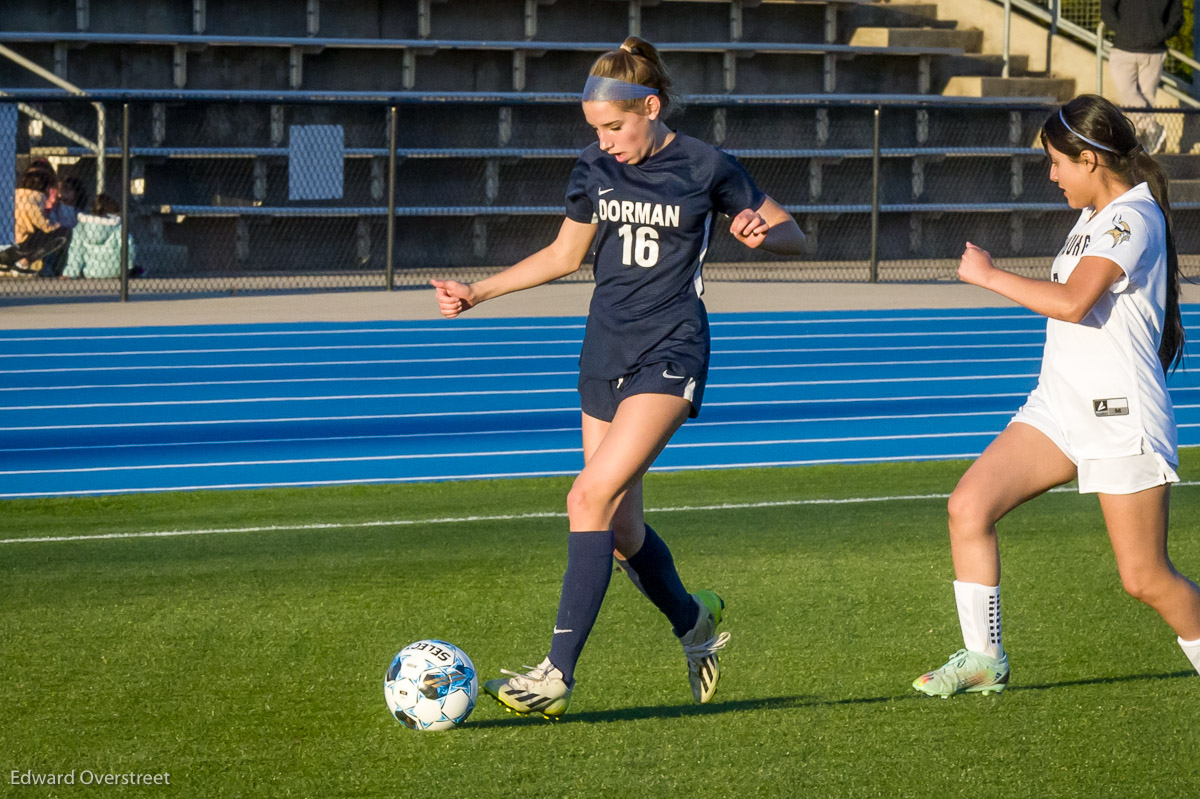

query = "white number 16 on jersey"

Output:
[[617, 224, 660, 268]]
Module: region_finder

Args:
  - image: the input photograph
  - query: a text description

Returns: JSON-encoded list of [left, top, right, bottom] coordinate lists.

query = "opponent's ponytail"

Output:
[[587, 36, 679, 118], [1042, 94, 1184, 372]]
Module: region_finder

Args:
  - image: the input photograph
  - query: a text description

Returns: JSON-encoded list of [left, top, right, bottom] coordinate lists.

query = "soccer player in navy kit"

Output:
[[912, 95, 1200, 698], [433, 37, 805, 717]]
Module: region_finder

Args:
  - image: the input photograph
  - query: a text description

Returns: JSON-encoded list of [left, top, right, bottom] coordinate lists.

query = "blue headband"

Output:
[[582, 74, 658, 102], [1058, 109, 1118, 154]]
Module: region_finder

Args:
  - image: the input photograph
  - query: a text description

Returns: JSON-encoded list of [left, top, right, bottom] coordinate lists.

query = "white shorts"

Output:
[[1010, 390, 1179, 495]]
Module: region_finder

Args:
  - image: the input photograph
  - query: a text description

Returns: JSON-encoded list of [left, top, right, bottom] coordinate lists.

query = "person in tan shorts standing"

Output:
[[1102, 0, 1183, 154]]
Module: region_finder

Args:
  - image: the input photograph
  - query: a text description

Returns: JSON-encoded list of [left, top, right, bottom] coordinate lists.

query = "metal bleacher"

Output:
[[2, 0, 1145, 288]]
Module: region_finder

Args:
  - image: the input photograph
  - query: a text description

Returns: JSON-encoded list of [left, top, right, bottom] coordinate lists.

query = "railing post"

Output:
[[119, 102, 129, 302], [1096, 21, 1105, 93], [1046, 0, 1058, 80], [385, 104, 397, 291], [94, 102, 105, 194], [1002, 0, 1011, 79], [869, 105, 880, 284]]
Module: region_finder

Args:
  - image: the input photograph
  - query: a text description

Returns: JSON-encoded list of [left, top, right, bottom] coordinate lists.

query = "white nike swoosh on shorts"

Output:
[[554, 627, 574, 634], [663, 370, 686, 380]]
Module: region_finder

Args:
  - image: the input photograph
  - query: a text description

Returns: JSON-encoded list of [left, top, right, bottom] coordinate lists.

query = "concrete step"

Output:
[[138, 242, 190, 276], [847, 3, 958, 30], [943, 75, 1076, 102], [849, 26, 983, 52], [1170, 179, 1200, 203], [1159, 154, 1200, 180], [934, 53, 1032, 81]]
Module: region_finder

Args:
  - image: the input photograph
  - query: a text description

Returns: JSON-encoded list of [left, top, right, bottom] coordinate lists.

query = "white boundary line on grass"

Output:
[[7, 482, 1200, 546]]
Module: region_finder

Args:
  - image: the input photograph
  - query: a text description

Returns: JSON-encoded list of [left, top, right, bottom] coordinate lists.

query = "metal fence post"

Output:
[[385, 105, 397, 291], [869, 105, 880, 283], [119, 102, 129, 302]]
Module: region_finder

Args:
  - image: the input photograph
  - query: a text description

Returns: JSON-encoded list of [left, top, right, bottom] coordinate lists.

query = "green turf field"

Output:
[[3, 456, 1198, 798]]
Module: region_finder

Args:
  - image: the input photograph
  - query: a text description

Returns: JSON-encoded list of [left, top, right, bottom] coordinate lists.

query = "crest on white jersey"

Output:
[[1104, 215, 1131, 247]]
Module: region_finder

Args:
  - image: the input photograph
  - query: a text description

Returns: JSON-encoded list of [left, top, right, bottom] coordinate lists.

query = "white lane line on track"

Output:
[[0, 358, 1046, 392], [0, 324, 586, 342], [0, 340, 587, 359], [9, 479, 1200, 544], [1, 426, 583, 454], [0, 329, 1051, 361], [18, 391, 1200, 434], [0, 343, 1050, 376], [0, 311, 1053, 343], [0, 410, 1016, 454], [0, 371, 581, 392], [0, 392, 1036, 431], [0, 430, 1003, 476], [0, 407, 581, 432], [4, 374, 1044, 411]]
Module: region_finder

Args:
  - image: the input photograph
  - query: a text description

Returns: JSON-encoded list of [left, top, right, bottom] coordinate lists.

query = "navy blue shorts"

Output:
[[578, 359, 708, 422]]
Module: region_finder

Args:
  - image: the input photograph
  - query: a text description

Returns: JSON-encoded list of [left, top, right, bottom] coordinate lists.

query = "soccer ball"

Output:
[[384, 639, 478, 731]]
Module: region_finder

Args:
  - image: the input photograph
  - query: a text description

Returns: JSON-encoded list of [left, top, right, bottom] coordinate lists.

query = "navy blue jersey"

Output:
[[564, 132, 766, 379]]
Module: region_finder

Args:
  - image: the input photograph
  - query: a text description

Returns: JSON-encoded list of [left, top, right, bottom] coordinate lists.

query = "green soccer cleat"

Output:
[[679, 590, 732, 703], [483, 657, 572, 719], [913, 648, 1010, 698]]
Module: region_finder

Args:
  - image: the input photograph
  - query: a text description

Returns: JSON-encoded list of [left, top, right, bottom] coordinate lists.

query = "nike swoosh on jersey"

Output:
[[598, 187, 614, 195]]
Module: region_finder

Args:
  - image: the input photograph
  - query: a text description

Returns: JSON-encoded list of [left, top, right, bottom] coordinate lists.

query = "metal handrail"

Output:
[[996, 0, 1200, 109], [0, 43, 106, 191], [0, 88, 1064, 109]]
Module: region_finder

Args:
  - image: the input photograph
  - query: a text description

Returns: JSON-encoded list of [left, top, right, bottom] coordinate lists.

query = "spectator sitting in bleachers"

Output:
[[49, 176, 88, 231], [42, 176, 89, 277], [0, 168, 71, 276], [61, 193, 138, 279]]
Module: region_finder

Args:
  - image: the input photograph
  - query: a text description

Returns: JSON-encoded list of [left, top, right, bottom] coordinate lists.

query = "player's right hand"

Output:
[[958, 242, 995, 288], [430, 278, 476, 318]]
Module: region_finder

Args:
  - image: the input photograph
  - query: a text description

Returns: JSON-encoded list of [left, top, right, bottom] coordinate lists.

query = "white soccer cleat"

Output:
[[913, 648, 1010, 698], [679, 590, 731, 703], [483, 657, 572, 719]]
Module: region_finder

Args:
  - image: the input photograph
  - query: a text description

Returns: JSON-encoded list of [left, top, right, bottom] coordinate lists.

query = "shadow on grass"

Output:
[[468, 693, 821, 728], [1010, 669, 1195, 693], [468, 669, 1196, 728]]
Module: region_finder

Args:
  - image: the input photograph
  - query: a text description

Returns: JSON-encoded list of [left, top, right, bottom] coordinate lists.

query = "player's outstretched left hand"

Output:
[[729, 208, 770, 249], [431, 278, 476, 318], [958, 242, 995, 288]]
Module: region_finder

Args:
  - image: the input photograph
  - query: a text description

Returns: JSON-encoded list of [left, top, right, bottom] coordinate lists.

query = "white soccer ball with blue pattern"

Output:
[[384, 639, 478, 731]]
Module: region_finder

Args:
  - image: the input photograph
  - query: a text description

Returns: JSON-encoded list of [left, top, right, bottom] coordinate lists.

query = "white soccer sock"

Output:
[[953, 580, 1004, 660], [1178, 635, 1200, 675]]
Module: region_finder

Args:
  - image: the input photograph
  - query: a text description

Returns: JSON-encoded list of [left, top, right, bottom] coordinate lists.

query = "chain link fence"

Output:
[[2, 93, 1200, 300]]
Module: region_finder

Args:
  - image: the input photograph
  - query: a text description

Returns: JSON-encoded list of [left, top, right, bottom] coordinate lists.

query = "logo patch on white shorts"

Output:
[[1093, 397, 1129, 417]]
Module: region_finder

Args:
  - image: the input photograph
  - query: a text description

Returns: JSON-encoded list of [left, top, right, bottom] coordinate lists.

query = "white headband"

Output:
[[1058, 109, 1118, 154]]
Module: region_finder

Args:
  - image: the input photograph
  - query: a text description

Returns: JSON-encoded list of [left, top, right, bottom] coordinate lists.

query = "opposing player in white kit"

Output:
[[433, 37, 805, 717], [913, 94, 1200, 697]]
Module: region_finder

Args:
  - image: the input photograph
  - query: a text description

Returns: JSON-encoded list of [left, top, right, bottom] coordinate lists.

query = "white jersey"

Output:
[[1033, 182, 1177, 464]]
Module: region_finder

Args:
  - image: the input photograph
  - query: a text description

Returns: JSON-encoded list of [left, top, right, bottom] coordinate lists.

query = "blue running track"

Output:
[[2, 306, 1199, 499]]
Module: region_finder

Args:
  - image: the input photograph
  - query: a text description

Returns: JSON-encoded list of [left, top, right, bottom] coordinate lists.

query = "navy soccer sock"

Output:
[[625, 525, 700, 637], [547, 529, 614, 687]]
